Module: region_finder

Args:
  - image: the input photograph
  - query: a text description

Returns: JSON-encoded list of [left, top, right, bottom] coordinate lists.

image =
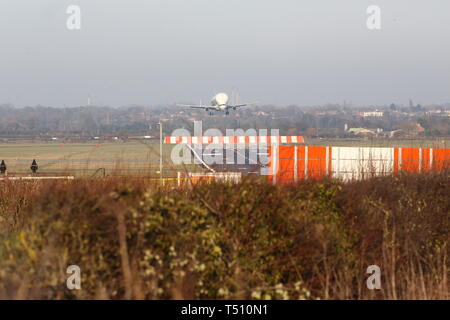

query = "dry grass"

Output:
[[0, 142, 185, 177], [0, 173, 448, 300]]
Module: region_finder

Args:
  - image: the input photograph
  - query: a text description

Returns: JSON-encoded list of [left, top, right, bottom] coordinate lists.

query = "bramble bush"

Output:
[[0, 173, 448, 299]]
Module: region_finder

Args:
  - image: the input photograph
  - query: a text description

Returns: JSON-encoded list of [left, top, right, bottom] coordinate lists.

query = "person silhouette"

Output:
[[0, 160, 6, 174], [31, 159, 38, 174]]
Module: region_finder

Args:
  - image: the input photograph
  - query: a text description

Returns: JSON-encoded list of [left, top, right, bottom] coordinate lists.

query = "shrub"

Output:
[[0, 174, 448, 299]]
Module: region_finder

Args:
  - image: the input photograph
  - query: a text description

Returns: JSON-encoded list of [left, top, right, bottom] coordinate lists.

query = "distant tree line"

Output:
[[0, 103, 449, 139]]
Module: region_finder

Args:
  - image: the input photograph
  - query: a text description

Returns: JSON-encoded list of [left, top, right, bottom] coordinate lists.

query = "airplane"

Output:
[[177, 93, 255, 115]]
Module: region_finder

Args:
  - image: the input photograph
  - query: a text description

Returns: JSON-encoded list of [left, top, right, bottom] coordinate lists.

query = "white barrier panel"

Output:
[[332, 147, 394, 180]]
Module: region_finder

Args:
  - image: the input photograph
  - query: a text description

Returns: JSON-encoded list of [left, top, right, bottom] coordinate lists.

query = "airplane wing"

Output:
[[229, 102, 258, 108], [176, 104, 213, 109]]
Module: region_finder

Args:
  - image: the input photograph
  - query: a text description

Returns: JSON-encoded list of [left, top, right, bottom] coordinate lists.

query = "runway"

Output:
[[187, 145, 267, 176]]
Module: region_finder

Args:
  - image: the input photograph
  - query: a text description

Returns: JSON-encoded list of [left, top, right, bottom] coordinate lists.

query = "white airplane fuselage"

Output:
[[210, 93, 229, 111]]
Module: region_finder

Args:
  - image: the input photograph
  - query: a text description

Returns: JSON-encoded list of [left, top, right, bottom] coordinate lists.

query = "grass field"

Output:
[[0, 141, 183, 177]]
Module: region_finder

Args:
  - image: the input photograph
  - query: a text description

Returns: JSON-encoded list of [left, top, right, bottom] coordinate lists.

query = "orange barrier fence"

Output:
[[268, 146, 450, 183]]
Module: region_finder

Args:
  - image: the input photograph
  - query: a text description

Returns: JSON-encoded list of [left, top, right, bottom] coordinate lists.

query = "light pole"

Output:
[[158, 121, 163, 185]]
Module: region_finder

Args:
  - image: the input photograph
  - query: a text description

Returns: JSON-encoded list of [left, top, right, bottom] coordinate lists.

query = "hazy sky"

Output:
[[0, 0, 449, 107]]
